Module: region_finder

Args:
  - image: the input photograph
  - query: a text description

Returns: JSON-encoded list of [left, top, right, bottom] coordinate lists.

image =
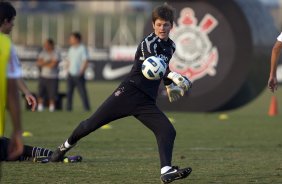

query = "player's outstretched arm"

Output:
[[165, 83, 184, 102], [16, 79, 37, 111], [167, 71, 192, 91], [164, 69, 192, 102], [140, 34, 158, 61], [268, 41, 282, 92]]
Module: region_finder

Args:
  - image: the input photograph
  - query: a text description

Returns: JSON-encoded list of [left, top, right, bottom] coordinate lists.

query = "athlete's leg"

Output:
[[0, 137, 52, 161], [134, 101, 192, 183], [37, 77, 46, 111], [68, 92, 131, 145], [75, 76, 90, 111], [19, 144, 53, 161], [51, 84, 136, 161], [46, 78, 58, 112], [134, 104, 176, 168], [0, 137, 9, 161], [66, 75, 75, 111]]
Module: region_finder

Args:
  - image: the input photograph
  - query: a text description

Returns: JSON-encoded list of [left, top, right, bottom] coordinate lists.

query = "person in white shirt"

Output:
[[36, 38, 60, 112], [268, 32, 282, 92], [66, 32, 90, 111]]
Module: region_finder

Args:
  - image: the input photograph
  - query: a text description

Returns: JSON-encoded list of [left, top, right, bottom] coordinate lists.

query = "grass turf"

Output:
[[1, 81, 282, 184]]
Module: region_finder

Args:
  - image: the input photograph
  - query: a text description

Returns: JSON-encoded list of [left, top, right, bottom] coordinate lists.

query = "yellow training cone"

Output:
[[218, 114, 229, 121], [22, 131, 33, 137]]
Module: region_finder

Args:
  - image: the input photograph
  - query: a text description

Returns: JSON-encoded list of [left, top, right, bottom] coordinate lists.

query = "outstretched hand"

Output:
[[166, 83, 185, 102], [25, 93, 37, 111], [167, 72, 192, 92], [268, 76, 278, 93]]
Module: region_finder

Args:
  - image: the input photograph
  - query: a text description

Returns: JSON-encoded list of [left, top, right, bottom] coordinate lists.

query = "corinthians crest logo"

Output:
[[170, 8, 219, 81]]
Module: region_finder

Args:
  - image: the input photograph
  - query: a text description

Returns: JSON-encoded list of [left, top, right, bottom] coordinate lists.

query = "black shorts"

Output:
[[0, 137, 9, 161], [38, 77, 58, 100]]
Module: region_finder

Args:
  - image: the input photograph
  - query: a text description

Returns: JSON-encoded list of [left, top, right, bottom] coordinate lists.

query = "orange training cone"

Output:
[[268, 96, 278, 116]]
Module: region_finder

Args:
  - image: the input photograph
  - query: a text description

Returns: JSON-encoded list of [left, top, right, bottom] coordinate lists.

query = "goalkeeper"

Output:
[[51, 4, 192, 183]]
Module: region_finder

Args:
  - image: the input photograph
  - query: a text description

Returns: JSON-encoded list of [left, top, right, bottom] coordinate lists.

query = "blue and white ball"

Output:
[[142, 56, 167, 80]]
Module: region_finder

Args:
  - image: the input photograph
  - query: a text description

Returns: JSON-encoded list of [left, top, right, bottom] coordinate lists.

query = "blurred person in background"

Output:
[[65, 32, 90, 111], [268, 32, 282, 92], [36, 38, 60, 112], [0, 1, 36, 161]]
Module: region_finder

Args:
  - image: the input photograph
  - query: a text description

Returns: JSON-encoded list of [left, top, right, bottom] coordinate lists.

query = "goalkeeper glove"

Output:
[[183, 76, 193, 91], [167, 72, 192, 91], [166, 83, 184, 102]]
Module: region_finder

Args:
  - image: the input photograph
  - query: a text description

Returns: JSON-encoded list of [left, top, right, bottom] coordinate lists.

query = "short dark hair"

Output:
[[71, 32, 82, 42], [46, 38, 54, 48], [152, 4, 175, 25], [0, 2, 16, 26]]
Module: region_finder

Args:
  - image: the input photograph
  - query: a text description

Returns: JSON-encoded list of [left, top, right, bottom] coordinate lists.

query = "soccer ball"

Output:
[[142, 56, 167, 80]]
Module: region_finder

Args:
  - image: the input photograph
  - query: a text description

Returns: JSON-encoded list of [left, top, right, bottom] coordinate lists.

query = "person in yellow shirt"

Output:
[[0, 1, 37, 160], [0, 32, 11, 139]]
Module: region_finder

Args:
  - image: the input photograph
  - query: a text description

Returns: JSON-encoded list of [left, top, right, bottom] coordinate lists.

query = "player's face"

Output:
[[44, 41, 52, 51], [69, 35, 77, 45], [1, 17, 15, 34], [153, 19, 172, 41]]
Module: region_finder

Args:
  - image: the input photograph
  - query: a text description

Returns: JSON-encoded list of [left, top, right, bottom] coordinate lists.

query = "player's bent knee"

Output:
[[160, 126, 176, 141], [77, 119, 94, 133], [170, 127, 176, 140], [81, 118, 106, 133], [166, 122, 176, 138]]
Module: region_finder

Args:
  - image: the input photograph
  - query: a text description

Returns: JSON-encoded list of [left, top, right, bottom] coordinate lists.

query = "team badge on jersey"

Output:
[[114, 86, 125, 97], [170, 8, 219, 82]]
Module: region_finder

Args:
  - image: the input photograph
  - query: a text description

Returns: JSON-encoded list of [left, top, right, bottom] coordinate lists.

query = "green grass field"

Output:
[[1, 81, 282, 184]]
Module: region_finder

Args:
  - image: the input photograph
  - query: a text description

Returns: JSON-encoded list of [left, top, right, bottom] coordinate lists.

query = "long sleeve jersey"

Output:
[[123, 32, 176, 100]]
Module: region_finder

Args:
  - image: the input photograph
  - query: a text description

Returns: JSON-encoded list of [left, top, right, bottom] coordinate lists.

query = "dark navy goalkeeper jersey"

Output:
[[123, 32, 175, 100]]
